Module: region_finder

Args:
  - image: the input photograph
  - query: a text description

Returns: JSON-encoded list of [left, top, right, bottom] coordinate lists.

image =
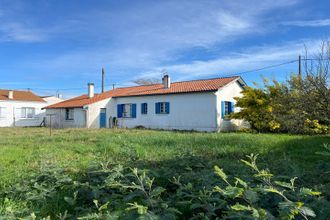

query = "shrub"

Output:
[[0, 155, 323, 219]]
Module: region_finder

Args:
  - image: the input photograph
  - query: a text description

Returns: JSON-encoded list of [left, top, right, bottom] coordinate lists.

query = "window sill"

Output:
[[18, 118, 38, 120]]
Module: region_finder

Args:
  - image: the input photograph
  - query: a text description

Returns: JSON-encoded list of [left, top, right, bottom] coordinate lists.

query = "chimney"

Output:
[[162, 74, 171, 89], [88, 83, 94, 98], [8, 90, 14, 99]]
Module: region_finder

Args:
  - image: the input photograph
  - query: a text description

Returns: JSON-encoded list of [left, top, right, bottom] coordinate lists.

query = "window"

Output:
[[156, 102, 170, 114], [117, 104, 136, 118], [20, 107, 35, 118], [225, 101, 230, 115], [141, 103, 148, 114], [123, 104, 132, 117], [221, 101, 234, 118], [0, 107, 6, 118], [65, 108, 74, 120]]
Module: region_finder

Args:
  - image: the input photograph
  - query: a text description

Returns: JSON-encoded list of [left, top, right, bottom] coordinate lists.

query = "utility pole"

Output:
[[298, 55, 302, 76], [101, 67, 105, 93], [49, 115, 52, 136]]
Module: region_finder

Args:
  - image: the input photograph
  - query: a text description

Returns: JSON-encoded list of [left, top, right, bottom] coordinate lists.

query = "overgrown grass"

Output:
[[0, 128, 329, 218]]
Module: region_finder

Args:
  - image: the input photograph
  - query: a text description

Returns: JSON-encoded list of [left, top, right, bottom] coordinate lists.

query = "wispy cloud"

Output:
[[282, 19, 330, 27], [2, 0, 322, 94], [0, 22, 47, 42], [137, 39, 322, 81]]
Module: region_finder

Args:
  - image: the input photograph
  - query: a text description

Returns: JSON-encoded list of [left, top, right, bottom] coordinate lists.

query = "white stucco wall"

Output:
[[0, 100, 46, 127], [45, 108, 87, 128], [85, 98, 111, 128], [110, 92, 218, 132], [215, 81, 249, 131]]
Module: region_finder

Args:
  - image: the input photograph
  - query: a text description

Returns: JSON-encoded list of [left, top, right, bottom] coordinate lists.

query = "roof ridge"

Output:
[[0, 89, 34, 93], [170, 75, 240, 84], [44, 76, 243, 109], [112, 75, 240, 90]]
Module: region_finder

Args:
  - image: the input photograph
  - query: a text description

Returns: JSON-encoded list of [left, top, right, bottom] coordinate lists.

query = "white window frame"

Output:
[[20, 107, 36, 119], [160, 102, 167, 114], [65, 108, 74, 120], [123, 104, 132, 118], [224, 101, 230, 116], [141, 103, 148, 114], [0, 107, 6, 118]]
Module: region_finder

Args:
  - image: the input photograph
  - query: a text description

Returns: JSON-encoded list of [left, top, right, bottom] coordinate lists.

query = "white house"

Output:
[[0, 89, 63, 127], [44, 75, 248, 132]]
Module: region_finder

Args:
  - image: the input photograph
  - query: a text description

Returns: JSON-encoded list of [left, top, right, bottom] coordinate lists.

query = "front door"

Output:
[[100, 108, 106, 128]]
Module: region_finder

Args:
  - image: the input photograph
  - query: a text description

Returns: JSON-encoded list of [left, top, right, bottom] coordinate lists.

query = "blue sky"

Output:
[[0, 0, 329, 97]]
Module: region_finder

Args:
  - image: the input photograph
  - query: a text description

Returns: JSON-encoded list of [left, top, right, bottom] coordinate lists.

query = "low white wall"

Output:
[[110, 92, 218, 132], [45, 108, 87, 128], [0, 100, 46, 127]]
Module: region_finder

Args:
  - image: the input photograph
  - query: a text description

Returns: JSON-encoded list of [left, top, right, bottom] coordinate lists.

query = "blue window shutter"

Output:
[[132, 104, 136, 118], [155, 102, 160, 114], [141, 103, 144, 114], [228, 102, 232, 114], [165, 102, 170, 114], [221, 101, 225, 118], [117, 104, 123, 118], [231, 102, 235, 113]]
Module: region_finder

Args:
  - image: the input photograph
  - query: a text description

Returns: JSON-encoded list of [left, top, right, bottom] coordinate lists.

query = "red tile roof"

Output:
[[45, 76, 242, 109], [0, 89, 45, 102]]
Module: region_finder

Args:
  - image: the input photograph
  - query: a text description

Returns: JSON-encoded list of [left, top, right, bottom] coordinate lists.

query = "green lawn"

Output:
[[0, 128, 329, 218]]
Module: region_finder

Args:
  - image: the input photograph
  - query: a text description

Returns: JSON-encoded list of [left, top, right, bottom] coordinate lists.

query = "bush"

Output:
[[232, 41, 330, 134], [0, 154, 324, 219]]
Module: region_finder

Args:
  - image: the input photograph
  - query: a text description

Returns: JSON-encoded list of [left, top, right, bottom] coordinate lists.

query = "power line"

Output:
[[11, 57, 329, 92], [225, 60, 298, 77]]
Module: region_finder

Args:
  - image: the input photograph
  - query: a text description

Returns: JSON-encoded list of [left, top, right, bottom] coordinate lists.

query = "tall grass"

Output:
[[0, 128, 329, 218]]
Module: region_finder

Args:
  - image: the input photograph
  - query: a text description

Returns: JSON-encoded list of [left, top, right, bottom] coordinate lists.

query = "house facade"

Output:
[[44, 75, 248, 132], [0, 90, 63, 127]]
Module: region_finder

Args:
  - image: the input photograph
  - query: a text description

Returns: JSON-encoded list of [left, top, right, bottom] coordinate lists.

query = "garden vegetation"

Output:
[[0, 128, 329, 219]]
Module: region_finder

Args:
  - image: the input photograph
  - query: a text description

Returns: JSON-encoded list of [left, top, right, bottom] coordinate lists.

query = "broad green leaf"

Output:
[[299, 187, 321, 196], [235, 177, 248, 188], [299, 206, 316, 217], [223, 186, 244, 198], [93, 199, 98, 208], [214, 166, 228, 184], [263, 187, 282, 196], [98, 201, 110, 211], [254, 170, 273, 178], [275, 181, 294, 190], [231, 203, 252, 211]]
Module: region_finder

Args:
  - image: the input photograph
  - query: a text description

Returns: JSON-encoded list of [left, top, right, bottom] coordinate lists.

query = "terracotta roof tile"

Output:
[[45, 76, 241, 109], [0, 89, 45, 102]]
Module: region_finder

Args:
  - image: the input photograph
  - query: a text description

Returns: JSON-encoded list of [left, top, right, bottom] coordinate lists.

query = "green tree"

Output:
[[232, 41, 330, 134], [231, 79, 281, 132]]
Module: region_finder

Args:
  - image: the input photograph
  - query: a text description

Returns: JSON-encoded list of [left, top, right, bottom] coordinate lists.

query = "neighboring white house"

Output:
[[44, 75, 248, 132], [0, 90, 63, 127]]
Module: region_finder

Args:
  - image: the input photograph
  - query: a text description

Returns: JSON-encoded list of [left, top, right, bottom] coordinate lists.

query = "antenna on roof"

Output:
[[161, 69, 167, 77]]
